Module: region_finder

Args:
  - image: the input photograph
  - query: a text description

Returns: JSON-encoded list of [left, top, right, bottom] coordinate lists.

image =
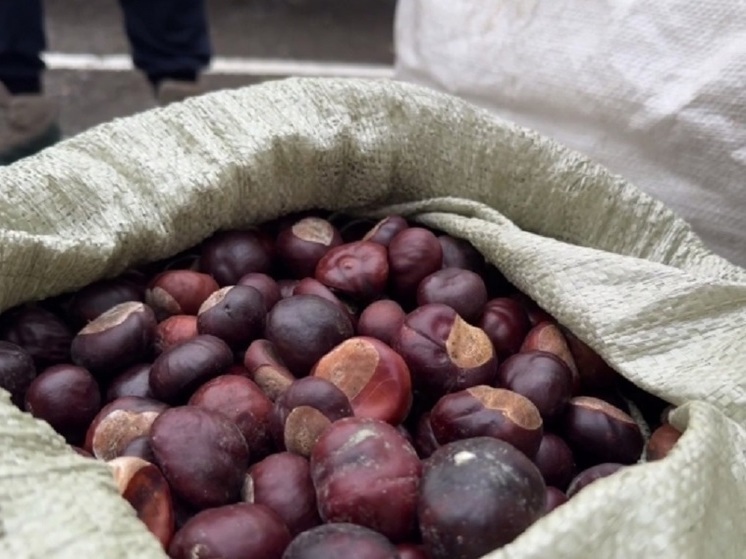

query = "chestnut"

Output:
[[198, 229, 274, 286], [437, 235, 485, 275], [276, 216, 343, 278], [169, 503, 290, 559], [520, 321, 579, 386], [121, 435, 156, 463], [265, 295, 354, 377], [429, 385, 543, 458], [70, 301, 157, 379], [533, 433, 575, 490], [145, 270, 219, 320], [67, 278, 143, 327], [314, 241, 389, 301], [108, 456, 175, 549], [414, 412, 441, 459], [149, 334, 234, 404], [645, 423, 683, 461], [149, 406, 250, 509], [566, 463, 626, 498], [243, 339, 296, 401], [293, 278, 355, 323], [238, 272, 282, 310], [189, 374, 275, 460], [0, 341, 36, 408], [363, 215, 409, 247], [312, 336, 412, 425], [510, 292, 556, 326], [356, 299, 405, 347], [282, 523, 399, 559], [397, 543, 431, 559], [196, 285, 265, 349], [0, 305, 73, 368], [478, 298, 531, 361], [85, 396, 168, 460], [272, 377, 353, 456], [495, 351, 573, 422], [418, 437, 546, 559], [560, 396, 644, 466], [243, 452, 321, 535], [311, 417, 422, 542], [544, 487, 569, 514], [105, 363, 153, 402], [416, 268, 488, 324], [393, 304, 497, 400], [388, 228, 443, 302], [339, 217, 378, 243], [153, 315, 198, 354], [24, 364, 101, 444], [562, 328, 619, 393], [278, 279, 300, 299]]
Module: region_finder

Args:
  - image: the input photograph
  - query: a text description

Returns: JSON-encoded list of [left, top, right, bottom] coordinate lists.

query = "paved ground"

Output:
[[45, 0, 397, 137]]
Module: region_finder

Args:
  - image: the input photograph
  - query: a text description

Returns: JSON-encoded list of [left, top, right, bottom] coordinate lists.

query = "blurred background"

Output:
[[45, 0, 396, 136]]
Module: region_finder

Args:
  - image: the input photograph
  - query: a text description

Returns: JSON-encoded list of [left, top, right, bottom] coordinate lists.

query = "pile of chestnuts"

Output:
[[0, 212, 683, 559]]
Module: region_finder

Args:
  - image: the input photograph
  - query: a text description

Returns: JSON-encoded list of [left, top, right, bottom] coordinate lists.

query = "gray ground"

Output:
[[45, 0, 396, 137]]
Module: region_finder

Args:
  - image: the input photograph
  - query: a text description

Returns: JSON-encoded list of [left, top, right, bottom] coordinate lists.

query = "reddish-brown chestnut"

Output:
[[520, 322, 579, 388], [282, 523, 399, 559], [238, 272, 282, 310], [393, 304, 497, 400], [312, 336, 412, 425], [478, 298, 531, 361], [189, 374, 275, 460], [561, 396, 644, 466], [276, 217, 343, 278], [363, 215, 409, 247], [356, 299, 405, 347], [645, 423, 682, 461], [561, 328, 619, 393], [196, 285, 266, 349], [311, 417, 422, 542], [416, 268, 488, 324], [169, 503, 291, 559], [243, 452, 321, 535], [108, 456, 175, 549], [429, 385, 543, 458], [105, 363, 153, 402], [149, 406, 250, 509], [145, 270, 219, 320], [0, 341, 36, 408], [388, 228, 443, 302], [0, 305, 73, 368], [397, 543, 431, 559], [315, 241, 389, 301], [533, 433, 576, 490], [70, 301, 157, 379], [243, 339, 296, 401], [198, 229, 274, 286], [153, 315, 198, 355], [418, 437, 546, 559], [566, 463, 626, 498]]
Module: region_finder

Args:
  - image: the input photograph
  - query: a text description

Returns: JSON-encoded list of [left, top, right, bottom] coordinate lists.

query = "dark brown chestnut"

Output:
[[238, 272, 282, 310], [145, 270, 219, 320], [189, 374, 275, 460], [418, 437, 546, 559], [149, 406, 250, 509], [363, 215, 409, 247], [282, 523, 399, 559], [276, 217, 343, 278], [478, 298, 531, 361], [388, 228, 443, 302], [566, 463, 626, 498], [105, 363, 153, 402], [0, 305, 73, 368], [198, 229, 274, 286], [356, 299, 405, 347], [311, 417, 422, 542], [429, 385, 543, 458], [544, 487, 569, 514], [169, 503, 290, 559], [243, 339, 296, 401], [196, 285, 266, 349], [265, 295, 354, 377], [533, 433, 575, 490], [0, 341, 36, 408], [414, 412, 440, 459], [416, 268, 488, 324], [278, 279, 300, 299], [495, 351, 573, 422], [153, 315, 198, 355], [149, 334, 234, 404], [24, 364, 101, 444], [311, 336, 412, 425], [510, 292, 556, 327], [70, 301, 157, 379], [67, 278, 143, 327], [121, 435, 156, 463], [437, 235, 485, 275], [520, 322, 579, 387], [561, 328, 620, 393], [561, 396, 644, 466], [243, 452, 321, 535], [645, 423, 682, 461], [397, 543, 431, 559], [393, 304, 497, 400], [292, 278, 356, 323], [314, 241, 389, 301]]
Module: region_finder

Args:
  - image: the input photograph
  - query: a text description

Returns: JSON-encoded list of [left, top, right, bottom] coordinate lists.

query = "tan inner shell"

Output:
[[445, 316, 494, 368], [292, 218, 335, 245], [467, 386, 543, 430], [284, 406, 331, 456], [92, 410, 160, 460], [198, 286, 231, 313], [108, 456, 150, 493], [254, 366, 293, 400], [315, 338, 379, 400], [81, 301, 144, 334], [574, 396, 634, 423]]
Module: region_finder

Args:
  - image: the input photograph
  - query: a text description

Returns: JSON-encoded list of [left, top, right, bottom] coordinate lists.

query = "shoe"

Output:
[[0, 83, 61, 166], [156, 79, 205, 107]]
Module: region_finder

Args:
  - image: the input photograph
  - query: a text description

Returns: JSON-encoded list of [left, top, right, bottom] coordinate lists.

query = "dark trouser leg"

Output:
[[0, 0, 46, 94], [118, 0, 212, 88]]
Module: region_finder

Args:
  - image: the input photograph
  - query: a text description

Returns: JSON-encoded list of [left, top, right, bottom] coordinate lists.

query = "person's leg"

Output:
[[118, 0, 212, 91], [0, 0, 46, 94]]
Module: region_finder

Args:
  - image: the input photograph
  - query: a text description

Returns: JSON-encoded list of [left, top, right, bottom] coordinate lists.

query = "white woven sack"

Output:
[[0, 78, 744, 559], [394, 0, 746, 267]]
